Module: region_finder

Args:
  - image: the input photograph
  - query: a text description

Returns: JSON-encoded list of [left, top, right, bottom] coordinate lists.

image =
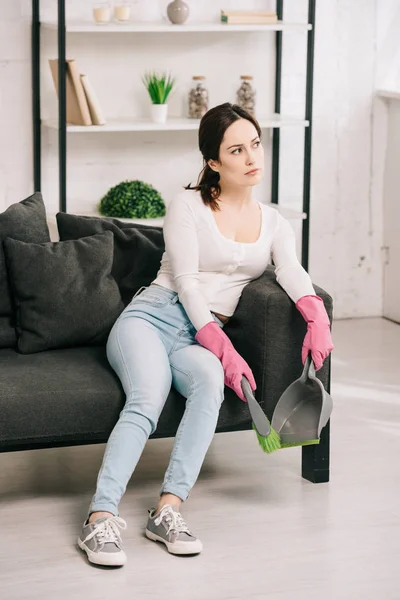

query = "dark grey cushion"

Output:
[[0, 345, 251, 451], [56, 213, 165, 306], [3, 231, 124, 354], [0, 192, 50, 348]]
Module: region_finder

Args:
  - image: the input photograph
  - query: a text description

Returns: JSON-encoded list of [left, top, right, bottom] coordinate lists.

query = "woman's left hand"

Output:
[[296, 295, 334, 371], [301, 322, 334, 370]]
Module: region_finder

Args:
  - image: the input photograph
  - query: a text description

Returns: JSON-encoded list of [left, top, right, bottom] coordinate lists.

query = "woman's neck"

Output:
[[217, 183, 253, 209]]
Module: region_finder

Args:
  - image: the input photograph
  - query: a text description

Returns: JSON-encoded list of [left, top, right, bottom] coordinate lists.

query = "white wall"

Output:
[[379, 94, 400, 322], [38, 0, 277, 219], [376, 0, 400, 91], [0, 0, 391, 320], [311, 0, 383, 319], [0, 1, 32, 212]]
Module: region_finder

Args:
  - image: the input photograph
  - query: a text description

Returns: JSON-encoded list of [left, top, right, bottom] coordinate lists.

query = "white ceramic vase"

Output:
[[166, 0, 189, 24], [151, 103, 168, 124]]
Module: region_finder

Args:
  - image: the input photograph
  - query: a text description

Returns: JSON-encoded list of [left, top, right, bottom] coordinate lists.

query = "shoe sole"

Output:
[[77, 537, 127, 566], [145, 528, 203, 555]]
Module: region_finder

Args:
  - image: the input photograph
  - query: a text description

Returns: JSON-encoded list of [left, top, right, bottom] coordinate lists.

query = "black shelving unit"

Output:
[[31, 0, 329, 484], [32, 0, 316, 271]]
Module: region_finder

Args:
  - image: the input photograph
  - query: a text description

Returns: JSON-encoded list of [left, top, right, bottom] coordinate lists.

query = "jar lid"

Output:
[[240, 75, 254, 80], [193, 76, 206, 80]]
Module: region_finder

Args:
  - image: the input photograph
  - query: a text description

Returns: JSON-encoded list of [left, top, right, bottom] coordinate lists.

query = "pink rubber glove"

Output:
[[195, 321, 256, 402], [295, 295, 334, 371]]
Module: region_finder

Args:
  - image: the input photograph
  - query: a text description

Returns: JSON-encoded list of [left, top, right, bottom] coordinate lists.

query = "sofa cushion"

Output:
[[56, 213, 165, 306], [3, 231, 124, 354], [0, 346, 251, 450], [0, 192, 50, 348]]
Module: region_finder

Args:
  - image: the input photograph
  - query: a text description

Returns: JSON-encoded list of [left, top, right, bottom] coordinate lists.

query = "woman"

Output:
[[78, 102, 334, 567]]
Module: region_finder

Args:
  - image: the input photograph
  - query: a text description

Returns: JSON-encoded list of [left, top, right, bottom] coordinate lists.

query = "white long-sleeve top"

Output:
[[152, 189, 315, 331]]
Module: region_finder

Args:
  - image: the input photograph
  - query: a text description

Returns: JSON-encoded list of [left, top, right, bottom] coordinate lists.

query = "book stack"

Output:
[[220, 10, 278, 24], [48, 59, 106, 126]]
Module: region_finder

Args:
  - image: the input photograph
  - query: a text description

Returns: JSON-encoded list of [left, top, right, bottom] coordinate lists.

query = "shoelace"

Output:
[[83, 516, 127, 548], [154, 505, 191, 536]]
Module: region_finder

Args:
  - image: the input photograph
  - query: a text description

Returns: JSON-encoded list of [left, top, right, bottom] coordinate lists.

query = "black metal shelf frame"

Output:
[[31, 0, 329, 485], [32, 0, 316, 271]]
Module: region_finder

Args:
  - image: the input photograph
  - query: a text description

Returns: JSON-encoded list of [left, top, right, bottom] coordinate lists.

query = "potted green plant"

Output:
[[142, 70, 175, 124], [98, 180, 166, 221]]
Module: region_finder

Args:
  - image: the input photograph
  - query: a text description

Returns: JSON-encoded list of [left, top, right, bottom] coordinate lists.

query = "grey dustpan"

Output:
[[271, 354, 333, 448]]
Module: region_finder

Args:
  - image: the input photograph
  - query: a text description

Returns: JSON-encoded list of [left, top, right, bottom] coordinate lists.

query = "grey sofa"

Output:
[[0, 203, 332, 484]]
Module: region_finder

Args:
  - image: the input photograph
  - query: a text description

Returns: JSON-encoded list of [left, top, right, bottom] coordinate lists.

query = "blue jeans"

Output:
[[88, 284, 226, 517]]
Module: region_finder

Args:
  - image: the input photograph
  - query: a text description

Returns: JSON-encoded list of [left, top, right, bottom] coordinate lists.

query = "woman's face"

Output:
[[208, 118, 264, 188]]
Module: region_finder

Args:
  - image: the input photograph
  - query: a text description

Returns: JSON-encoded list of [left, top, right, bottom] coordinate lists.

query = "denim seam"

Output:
[[160, 485, 189, 501], [88, 503, 118, 517], [130, 286, 176, 309], [168, 324, 194, 356], [93, 322, 134, 502], [162, 362, 194, 488], [115, 321, 134, 392], [131, 299, 170, 309]]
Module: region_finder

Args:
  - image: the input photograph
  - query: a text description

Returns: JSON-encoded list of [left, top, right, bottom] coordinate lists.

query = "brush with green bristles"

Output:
[[241, 377, 281, 454]]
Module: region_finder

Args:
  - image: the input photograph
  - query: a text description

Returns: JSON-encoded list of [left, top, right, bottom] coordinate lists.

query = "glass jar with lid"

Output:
[[188, 76, 209, 119], [236, 75, 256, 116]]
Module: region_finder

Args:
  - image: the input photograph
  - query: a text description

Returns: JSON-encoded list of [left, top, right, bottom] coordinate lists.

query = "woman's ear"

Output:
[[207, 159, 219, 173]]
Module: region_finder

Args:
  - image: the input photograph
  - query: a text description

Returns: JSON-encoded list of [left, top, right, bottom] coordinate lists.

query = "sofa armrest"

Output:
[[223, 266, 333, 418]]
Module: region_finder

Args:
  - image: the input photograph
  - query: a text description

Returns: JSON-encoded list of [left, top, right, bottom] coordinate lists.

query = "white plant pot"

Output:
[[151, 103, 168, 124]]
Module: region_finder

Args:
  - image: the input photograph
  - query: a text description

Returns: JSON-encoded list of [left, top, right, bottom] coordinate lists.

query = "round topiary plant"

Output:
[[98, 180, 166, 219]]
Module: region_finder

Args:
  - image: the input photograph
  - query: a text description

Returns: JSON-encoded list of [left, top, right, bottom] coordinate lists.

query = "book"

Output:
[[48, 59, 92, 125], [221, 10, 278, 24], [66, 59, 92, 125], [221, 14, 278, 24], [80, 74, 106, 126], [49, 59, 85, 125], [221, 10, 277, 17]]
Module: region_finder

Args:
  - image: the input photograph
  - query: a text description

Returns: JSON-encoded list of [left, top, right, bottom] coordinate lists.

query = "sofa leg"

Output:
[[301, 355, 331, 484], [301, 419, 330, 483]]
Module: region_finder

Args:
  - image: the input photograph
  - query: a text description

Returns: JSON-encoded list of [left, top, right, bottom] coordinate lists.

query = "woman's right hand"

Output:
[[195, 321, 256, 402]]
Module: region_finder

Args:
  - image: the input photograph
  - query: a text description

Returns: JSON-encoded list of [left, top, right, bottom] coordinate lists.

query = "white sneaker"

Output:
[[145, 504, 203, 555], [78, 515, 127, 566]]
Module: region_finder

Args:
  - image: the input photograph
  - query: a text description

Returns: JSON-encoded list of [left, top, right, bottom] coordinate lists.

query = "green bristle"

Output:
[[280, 439, 320, 448], [251, 422, 281, 454]]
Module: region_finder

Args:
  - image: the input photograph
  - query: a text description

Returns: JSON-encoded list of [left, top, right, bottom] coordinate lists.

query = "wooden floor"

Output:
[[1, 317, 399, 600]]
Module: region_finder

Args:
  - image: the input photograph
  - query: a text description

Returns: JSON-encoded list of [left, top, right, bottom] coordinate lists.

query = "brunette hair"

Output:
[[184, 102, 262, 211]]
